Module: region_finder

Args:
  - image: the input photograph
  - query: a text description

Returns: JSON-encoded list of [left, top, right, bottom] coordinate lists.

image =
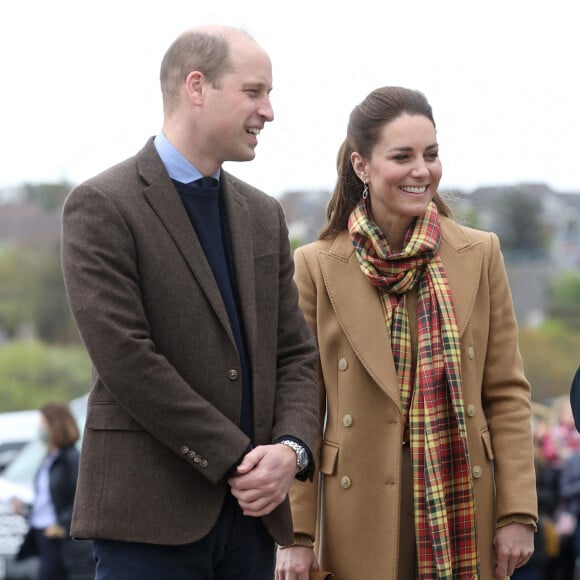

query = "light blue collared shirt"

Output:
[[30, 451, 58, 529], [153, 132, 220, 183]]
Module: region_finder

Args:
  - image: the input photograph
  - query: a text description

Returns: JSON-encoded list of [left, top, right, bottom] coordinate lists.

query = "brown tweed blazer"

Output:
[[61, 138, 319, 546]]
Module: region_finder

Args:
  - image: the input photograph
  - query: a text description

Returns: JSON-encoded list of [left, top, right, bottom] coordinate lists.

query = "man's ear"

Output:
[[184, 70, 206, 105]]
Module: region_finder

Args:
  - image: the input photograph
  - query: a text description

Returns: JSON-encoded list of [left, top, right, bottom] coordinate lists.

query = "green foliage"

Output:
[[548, 271, 580, 330], [518, 324, 580, 403], [455, 208, 481, 230], [0, 248, 37, 336], [20, 181, 73, 211], [290, 237, 304, 252], [0, 244, 78, 343], [0, 341, 91, 412]]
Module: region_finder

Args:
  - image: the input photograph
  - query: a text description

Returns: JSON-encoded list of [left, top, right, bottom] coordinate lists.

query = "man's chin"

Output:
[[230, 149, 257, 163]]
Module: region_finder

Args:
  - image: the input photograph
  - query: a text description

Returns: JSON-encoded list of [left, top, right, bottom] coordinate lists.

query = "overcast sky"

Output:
[[1, 0, 578, 198]]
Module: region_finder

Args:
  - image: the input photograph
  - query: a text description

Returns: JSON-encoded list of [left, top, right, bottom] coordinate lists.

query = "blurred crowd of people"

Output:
[[514, 396, 580, 579]]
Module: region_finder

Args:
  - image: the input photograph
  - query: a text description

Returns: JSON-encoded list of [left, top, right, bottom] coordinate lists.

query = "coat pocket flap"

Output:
[[481, 429, 494, 461], [319, 441, 339, 475], [86, 403, 143, 431]]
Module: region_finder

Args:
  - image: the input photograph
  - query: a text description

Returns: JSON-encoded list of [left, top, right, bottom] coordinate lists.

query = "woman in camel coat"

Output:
[[275, 87, 537, 580]]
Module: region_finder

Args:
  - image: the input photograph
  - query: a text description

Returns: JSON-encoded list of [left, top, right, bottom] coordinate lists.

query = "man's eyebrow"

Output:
[[244, 81, 272, 92]]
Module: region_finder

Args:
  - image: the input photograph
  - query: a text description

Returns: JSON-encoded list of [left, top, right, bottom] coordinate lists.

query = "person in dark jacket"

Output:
[[570, 365, 580, 432], [14, 402, 93, 580]]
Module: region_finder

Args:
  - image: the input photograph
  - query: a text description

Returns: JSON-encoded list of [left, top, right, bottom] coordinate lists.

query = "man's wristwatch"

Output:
[[279, 439, 309, 471]]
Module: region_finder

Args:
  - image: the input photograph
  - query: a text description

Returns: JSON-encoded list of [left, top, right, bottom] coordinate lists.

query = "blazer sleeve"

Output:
[[270, 203, 320, 457]]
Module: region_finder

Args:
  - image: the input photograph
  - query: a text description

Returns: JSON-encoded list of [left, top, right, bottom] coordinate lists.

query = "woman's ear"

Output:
[[350, 151, 367, 183]]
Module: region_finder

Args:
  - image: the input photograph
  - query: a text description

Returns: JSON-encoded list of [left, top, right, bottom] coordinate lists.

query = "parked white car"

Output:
[[0, 410, 40, 474]]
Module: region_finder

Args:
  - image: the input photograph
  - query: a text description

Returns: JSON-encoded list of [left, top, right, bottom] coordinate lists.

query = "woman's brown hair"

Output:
[[320, 86, 452, 239], [41, 402, 80, 449]]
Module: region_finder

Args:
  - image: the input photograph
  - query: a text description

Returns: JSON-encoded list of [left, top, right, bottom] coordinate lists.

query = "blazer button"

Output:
[[193, 456, 201, 463], [200, 459, 209, 468], [467, 404, 476, 417], [180, 446, 189, 455], [188, 451, 196, 459], [472, 466, 482, 478], [340, 476, 352, 489], [467, 346, 475, 360], [343, 414, 353, 427], [338, 358, 348, 371], [228, 369, 239, 381]]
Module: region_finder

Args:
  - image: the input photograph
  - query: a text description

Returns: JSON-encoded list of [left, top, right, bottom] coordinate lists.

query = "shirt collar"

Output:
[[153, 131, 220, 184]]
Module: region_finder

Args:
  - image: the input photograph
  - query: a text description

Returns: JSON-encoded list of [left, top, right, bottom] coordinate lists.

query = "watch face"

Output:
[[297, 448, 308, 469], [281, 440, 308, 470]]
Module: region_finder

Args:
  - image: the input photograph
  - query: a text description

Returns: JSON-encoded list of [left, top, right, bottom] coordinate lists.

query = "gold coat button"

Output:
[[472, 466, 482, 478], [340, 476, 352, 489], [467, 404, 476, 417], [343, 414, 353, 427], [228, 369, 239, 381], [467, 346, 475, 360]]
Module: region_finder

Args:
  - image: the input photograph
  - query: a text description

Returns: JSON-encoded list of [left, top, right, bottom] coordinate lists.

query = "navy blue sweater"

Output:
[[173, 179, 253, 441]]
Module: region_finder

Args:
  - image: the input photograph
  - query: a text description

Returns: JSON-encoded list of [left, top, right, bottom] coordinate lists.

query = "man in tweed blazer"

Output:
[[61, 25, 318, 580]]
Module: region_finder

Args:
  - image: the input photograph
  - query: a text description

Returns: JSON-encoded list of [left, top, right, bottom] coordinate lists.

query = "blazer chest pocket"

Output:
[[86, 403, 144, 432], [254, 251, 278, 271]]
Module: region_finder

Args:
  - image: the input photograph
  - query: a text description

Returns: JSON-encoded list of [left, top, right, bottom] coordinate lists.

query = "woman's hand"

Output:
[[44, 524, 66, 538], [9, 497, 25, 515], [493, 522, 534, 578], [275, 545, 319, 580]]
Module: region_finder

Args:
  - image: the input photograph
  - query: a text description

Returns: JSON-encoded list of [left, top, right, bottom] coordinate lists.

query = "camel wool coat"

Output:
[[288, 218, 538, 580]]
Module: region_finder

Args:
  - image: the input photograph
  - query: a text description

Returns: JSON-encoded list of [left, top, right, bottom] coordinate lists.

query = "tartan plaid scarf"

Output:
[[348, 200, 479, 579]]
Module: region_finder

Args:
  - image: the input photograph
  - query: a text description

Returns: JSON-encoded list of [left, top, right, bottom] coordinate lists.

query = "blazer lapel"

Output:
[[137, 143, 234, 342], [221, 175, 258, 361], [319, 233, 402, 408]]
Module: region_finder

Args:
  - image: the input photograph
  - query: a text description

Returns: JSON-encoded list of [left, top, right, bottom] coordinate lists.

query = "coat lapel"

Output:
[[438, 217, 484, 338], [319, 233, 401, 407], [318, 219, 484, 405]]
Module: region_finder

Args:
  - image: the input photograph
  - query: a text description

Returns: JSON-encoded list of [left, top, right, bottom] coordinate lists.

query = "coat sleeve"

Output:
[[285, 246, 326, 543], [571, 366, 580, 432], [481, 232, 538, 524]]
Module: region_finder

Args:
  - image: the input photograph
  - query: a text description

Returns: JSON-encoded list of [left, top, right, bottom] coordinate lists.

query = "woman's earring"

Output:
[[362, 182, 369, 200]]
